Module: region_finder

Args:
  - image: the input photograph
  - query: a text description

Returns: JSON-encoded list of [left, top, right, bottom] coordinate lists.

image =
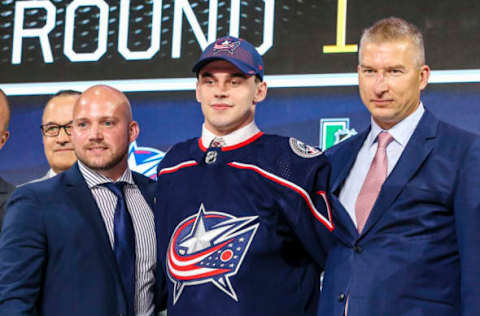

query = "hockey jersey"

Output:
[[155, 132, 335, 315]]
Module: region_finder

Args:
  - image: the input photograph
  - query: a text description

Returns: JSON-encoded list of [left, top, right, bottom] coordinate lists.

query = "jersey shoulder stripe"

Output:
[[158, 160, 198, 175], [228, 161, 334, 231]]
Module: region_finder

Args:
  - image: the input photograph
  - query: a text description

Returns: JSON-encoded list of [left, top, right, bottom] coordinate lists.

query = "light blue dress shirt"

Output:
[[339, 103, 425, 226]]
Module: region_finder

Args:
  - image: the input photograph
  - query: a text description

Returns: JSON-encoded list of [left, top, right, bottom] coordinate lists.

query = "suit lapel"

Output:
[[64, 164, 125, 293], [331, 129, 369, 194], [360, 111, 438, 236], [0, 178, 9, 205], [0, 177, 14, 217], [329, 197, 357, 245], [0, 176, 15, 195], [329, 129, 370, 243]]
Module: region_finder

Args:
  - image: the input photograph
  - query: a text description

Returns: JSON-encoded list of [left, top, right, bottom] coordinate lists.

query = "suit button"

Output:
[[337, 293, 345, 302], [353, 245, 362, 253]]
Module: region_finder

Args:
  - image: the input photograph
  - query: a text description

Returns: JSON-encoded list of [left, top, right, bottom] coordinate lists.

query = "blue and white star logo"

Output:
[[128, 141, 165, 180], [167, 204, 259, 304]]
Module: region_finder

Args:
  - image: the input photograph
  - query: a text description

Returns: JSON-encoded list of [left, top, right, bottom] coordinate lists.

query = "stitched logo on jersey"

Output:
[[167, 203, 259, 304], [205, 150, 218, 164], [289, 138, 322, 158]]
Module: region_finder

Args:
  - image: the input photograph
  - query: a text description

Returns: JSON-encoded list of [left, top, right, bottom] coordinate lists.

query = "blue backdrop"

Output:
[[3, 83, 480, 185]]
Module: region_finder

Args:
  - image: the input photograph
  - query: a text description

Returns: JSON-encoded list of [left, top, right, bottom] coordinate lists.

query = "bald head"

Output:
[[72, 85, 139, 180], [0, 89, 10, 150], [74, 85, 133, 122]]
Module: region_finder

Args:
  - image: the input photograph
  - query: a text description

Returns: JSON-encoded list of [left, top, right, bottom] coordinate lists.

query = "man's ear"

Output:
[[254, 81, 267, 103], [195, 81, 201, 103], [419, 65, 430, 91], [128, 121, 139, 143]]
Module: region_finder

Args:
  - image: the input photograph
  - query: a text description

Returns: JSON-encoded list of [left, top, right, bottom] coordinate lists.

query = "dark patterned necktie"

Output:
[[101, 182, 136, 316]]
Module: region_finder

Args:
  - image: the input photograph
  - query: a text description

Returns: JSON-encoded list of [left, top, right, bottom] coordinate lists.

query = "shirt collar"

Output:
[[201, 121, 261, 147], [46, 169, 57, 178], [77, 161, 134, 189], [367, 102, 425, 148]]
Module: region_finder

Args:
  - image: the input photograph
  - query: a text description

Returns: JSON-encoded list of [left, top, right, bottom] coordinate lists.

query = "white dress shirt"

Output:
[[201, 121, 261, 147], [339, 103, 425, 226]]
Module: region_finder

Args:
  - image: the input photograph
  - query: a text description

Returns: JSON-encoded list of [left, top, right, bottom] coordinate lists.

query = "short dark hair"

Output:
[[0, 89, 11, 132], [42, 89, 81, 123], [48, 89, 81, 102]]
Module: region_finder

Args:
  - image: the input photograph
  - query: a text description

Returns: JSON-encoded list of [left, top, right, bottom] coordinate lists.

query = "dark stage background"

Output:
[[1, 0, 480, 184]]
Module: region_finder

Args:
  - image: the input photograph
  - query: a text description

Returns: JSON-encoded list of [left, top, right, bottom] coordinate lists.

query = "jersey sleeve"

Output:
[[229, 136, 336, 267], [274, 148, 336, 267]]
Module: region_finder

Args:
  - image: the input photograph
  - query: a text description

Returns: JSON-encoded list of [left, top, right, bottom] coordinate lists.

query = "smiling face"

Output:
[[358, 39, 430, 130], [71, 85, 138, 180], [196, 60, 267, 136], [42, 94, 79, 173]]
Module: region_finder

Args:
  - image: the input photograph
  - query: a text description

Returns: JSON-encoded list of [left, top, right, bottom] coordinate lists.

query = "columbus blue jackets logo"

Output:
[[167, 204, 259, 304], [289, 138, 322, 158], [213, 38, 241, 55], [128, 141, 165, 180]]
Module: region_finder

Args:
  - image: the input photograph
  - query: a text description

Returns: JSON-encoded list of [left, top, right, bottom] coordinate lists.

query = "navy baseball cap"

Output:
[[192, 36, 264, 81]]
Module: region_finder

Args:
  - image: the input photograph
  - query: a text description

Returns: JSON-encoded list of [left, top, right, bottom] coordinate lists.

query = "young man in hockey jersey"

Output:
[[155, 36, 335, 315]]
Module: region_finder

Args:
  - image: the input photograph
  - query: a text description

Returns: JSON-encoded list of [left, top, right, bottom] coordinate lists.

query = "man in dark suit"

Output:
[[0, 85, 161, 315], [0, 89, 15, 230], [30, 90, 81, 183], [319, 17, 480, 315]]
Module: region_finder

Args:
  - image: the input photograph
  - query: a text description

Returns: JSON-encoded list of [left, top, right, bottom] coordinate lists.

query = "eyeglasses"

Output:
[[40, 122, 73, 137]]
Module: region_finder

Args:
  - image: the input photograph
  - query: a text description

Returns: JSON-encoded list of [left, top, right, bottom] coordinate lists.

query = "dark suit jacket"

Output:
[[319, 110, 480, 316], [0, 163, 159, 316], [0, 176, 15, 230]]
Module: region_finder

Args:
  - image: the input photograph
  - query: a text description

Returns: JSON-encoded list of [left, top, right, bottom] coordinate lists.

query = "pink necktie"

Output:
[[355, 132, 393, 233]]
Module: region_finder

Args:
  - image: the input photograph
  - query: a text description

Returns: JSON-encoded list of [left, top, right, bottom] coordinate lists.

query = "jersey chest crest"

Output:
[[167, 203, 259, 304]]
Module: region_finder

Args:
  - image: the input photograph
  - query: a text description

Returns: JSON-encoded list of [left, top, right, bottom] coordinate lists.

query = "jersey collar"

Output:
[[199, 121, 263, 151]]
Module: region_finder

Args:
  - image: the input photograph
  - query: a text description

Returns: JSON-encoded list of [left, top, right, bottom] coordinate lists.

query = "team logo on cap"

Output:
[[213, 38, 241, 55], [167, 203, 259, 304]]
